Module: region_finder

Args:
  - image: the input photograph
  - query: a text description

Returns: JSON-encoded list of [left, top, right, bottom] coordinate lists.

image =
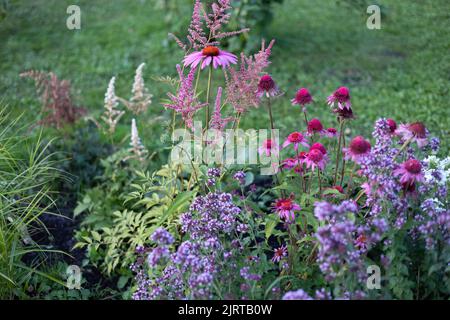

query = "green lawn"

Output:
[[0, 0, 448, 152]]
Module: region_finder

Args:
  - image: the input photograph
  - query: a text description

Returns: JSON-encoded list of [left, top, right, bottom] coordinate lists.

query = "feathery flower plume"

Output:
[[101, 76, 125, 134], [128, 118, 148, 162], [163, 65, 208, 130], [225, 39, 275, 113], [209, 87, 233, 131], [125, 63, 153, 115]]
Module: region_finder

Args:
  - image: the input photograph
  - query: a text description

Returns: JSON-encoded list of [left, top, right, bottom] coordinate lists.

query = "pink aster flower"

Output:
[[304, 149, 327, 171], [307, 118, 326, 136], [395, 122, 428, 148], [272, 245, 288, 263], [273, 198, 301, 223], [325, 127, 338, 138], [327, 86, 351, 110], [258, 139, 279, 157], [344, 136, 371, 163], [291, 88, 313, 111], [256, 74, 280, 98], [393, 159, 424, 187], [183, 46, 237, 69], [282, 132, 309, 150]]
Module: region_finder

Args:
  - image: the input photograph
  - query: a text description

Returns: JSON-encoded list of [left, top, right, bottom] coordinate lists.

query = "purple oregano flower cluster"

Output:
[[132, 190, 262, 300]]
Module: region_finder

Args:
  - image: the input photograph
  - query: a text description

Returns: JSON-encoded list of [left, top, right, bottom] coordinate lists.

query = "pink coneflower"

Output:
[[387, 118, 397, 134], [256, 74, 280, 98], [272, 245, 288, 263], [307, 118, 325, 136], [394, 159, 424, 187], [297, 151, 308, 162], [258, 139, 279, 157], [304, 149, 327, 171], [395, 122, 428, 148], [183, 46, 238, 69], [344, 136, 371, 163], [327, 86, 351, 110], [273, 198, 301, 223], [309, 142, 327, 155], [282, 132, 309, 150], [325, 127, 338, 138], [281, 157, 299, 170], [291, 88, 313, 111]]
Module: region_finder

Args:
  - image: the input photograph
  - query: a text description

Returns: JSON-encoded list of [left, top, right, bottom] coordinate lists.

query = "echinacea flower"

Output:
[[325, 127, 338, 138], [273, 198, 301, 223], [304, 149, 327, 171], [387, 118, 397, 134], [271, 245, 288, 263], [327, 86, 351, 110], [310, 142, 327, 156], [282, 132, 309, 150], [258, 139, 279, 157], [394, 159, 424, 187], [307, 118, 326, 136], [183, 46, 237, 70], [344, 136, 371, 163], [291, 88, 313, 111], [395, 122, 428, 148], [256, 74, 280, 98], [282, 157, 299, 170]]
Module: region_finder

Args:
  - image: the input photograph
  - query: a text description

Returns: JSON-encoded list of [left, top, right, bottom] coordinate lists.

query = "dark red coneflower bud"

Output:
[[387, 118, 397, 133], [333, 107, 354, 119], [332, 185, 344, 194], [310, 142, 327, 155]]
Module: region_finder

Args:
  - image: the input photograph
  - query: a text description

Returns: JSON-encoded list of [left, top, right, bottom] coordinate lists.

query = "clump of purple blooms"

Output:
[[132, 191, 265, 300]]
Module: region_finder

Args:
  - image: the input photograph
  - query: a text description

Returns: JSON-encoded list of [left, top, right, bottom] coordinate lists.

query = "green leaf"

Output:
[[159, 190, 196, 224], [265, 214, 278, 239]]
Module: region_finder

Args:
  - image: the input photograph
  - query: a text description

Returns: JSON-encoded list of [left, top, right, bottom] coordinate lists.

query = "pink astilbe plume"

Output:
[[173, 0, 249, 51], [225, 39, 276, 113], [209, 87, 234, 131], [163, 65, 207, 130]]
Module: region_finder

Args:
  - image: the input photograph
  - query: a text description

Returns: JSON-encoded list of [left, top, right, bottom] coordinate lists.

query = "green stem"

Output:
[[267, 97, 275, 131], [334, 119, 345, 185], [205, 64, 213, 130], [317, 167, 322, 196]]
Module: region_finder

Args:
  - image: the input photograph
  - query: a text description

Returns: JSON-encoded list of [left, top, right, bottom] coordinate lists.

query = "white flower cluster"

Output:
[[101, 77, 125, 134], [128, 63, 153, 114], [423, 155, 450, 186], [129, 118, 148, 161]]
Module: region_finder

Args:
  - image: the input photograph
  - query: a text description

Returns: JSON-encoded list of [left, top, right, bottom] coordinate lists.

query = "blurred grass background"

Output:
[[0, 0, 448, 152]]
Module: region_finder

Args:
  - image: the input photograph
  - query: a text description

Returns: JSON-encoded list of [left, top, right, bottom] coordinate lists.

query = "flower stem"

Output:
[[303, 110, 308, 128], [205, 64, 213, 130], [317, 167, 322, 196], [393, 136, 413, 161], [334, 119, 345, 184], [267, 97, 275, 131]]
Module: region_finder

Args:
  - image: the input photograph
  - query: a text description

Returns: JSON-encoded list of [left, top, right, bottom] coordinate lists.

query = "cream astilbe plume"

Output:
[[122, 63, 153, 115], [128, 118, 148, 162], [101, 77, 125, 134]]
